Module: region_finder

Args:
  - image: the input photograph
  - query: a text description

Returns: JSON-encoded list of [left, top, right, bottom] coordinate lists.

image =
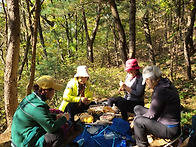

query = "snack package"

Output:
[[80, 113, 93, 123], [119, 80, 123, 87]]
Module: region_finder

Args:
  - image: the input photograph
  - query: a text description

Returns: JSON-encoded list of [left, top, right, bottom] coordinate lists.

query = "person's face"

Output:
[[78, 77, 88, 84], [146, 78, 157, 89], [127, 70, 138, 77], [46, 89, 55, 100]]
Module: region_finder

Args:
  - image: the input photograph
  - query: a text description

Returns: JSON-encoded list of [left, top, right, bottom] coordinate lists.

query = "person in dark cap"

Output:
[[11, 75, 70, 147], [107, 59, 145, 121]]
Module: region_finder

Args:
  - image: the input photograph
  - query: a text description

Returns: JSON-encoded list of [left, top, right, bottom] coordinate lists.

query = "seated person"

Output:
[[11, 75, 70, 147], [107, 59, 145, 121], [133, 65, 181, 147], [59, 66, 93, 125]]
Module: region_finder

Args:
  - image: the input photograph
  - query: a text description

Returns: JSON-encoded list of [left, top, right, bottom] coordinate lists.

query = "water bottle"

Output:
[[120, 136, 126, 147], [104, 131, 116, 139], [112, 103, 118, 113]]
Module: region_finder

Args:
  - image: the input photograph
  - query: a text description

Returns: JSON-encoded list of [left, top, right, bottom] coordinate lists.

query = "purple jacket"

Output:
[[143, 77, 181, 125]]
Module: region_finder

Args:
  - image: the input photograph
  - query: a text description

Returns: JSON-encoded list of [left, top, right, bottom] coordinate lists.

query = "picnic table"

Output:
[[72, 104, 135, 147]]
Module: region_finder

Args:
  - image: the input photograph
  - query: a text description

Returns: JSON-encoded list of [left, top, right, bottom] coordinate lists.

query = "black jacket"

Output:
[[143, 77, 181, 125]]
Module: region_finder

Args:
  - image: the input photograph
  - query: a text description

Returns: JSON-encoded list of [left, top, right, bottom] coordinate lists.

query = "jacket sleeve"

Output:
[[85, 81, 93, 101], [63, 80, 81, 103], [143, 88, 164, 119], [33, 105, 67, 133]]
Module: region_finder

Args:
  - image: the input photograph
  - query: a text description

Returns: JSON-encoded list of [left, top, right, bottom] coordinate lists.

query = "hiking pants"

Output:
[[44, 128, 65, 147], [133, 105, 181, 147], [108, 96, 144, 120]]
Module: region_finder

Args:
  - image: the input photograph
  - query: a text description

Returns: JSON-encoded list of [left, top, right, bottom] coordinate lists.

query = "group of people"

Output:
[[11, 59, 181, 147]]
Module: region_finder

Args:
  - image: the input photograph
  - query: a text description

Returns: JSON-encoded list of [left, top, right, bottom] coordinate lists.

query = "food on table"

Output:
[[87, 105, 104, 116], [100, 113, 115, 121], [80, 113, 94, 123], [103, 106, 115, 113]]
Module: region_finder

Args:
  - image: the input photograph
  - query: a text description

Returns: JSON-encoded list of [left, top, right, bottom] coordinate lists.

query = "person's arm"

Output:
[[63, 79, 81, 103], [33, 105, 68, 133], [143, 88, 164, 119], [120, 76, 145, 97], [84, 81, 93, 101]]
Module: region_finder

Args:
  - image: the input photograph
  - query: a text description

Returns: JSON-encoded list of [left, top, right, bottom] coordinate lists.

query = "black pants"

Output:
[[133, 105, 181, 147], [65, 102, 95, 123], [107, 96, 144, 120], [44, 128, 65, 147]]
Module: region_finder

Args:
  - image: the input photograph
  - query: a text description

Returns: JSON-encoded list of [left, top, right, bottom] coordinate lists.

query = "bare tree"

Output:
[[109, 0, 128, 64], [129, 0, 136, 59], [82, 2, 102, 63], [26, 0, 41, 95], [183, 0, 196, 80], [142, 11, 156, 65], [4, 0, 20, 131]]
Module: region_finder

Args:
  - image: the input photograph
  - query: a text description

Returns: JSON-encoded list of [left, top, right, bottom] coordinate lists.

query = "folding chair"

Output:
[[163, 129, 182, 147]]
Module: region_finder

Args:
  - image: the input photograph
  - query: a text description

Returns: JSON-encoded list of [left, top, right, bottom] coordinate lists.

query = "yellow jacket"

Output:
[[59, 78, 93, 112]]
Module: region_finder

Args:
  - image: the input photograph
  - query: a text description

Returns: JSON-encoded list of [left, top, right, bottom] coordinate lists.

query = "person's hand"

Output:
[[63, 112, 70, 120], [117, 83, 126, 93], [130, 120, 134, 129], [81, 97, 90, 105], [56, 113, 64, 120], [117, 84, 131, 93], [56, 113, 70, 120]]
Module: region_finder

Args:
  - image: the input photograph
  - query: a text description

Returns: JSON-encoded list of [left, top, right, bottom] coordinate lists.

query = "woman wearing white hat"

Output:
[[59, 66, 93, 126]]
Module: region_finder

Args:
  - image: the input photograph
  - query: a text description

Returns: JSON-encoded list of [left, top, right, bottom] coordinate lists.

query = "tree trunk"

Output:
[[18, 35, 31, 81], [129, 0, 136, 59], [4, 0, 20, 131], [109, 0, 127, 64], [183, 0, 196, 80], [65, 15, 72, 57], [75, 13, 78, 52], [2, 0, 8, 45], [27, 0, 41, 95], [142, 11, 156, 65], [82, 3, 102, 63], [113, 23, 119, 66], [38, 16, 47, 59]]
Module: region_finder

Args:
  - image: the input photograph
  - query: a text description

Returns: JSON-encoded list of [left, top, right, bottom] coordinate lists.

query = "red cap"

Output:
[[124, 59, 140, 71]]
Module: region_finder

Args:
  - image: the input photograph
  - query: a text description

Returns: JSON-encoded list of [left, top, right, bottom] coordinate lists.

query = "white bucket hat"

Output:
[[74, 66, 90, 78]]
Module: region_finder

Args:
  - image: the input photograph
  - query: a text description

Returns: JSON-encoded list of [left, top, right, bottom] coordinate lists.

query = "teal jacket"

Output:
[[59, 78, 93, 112], [11, 92, 67, 147]]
